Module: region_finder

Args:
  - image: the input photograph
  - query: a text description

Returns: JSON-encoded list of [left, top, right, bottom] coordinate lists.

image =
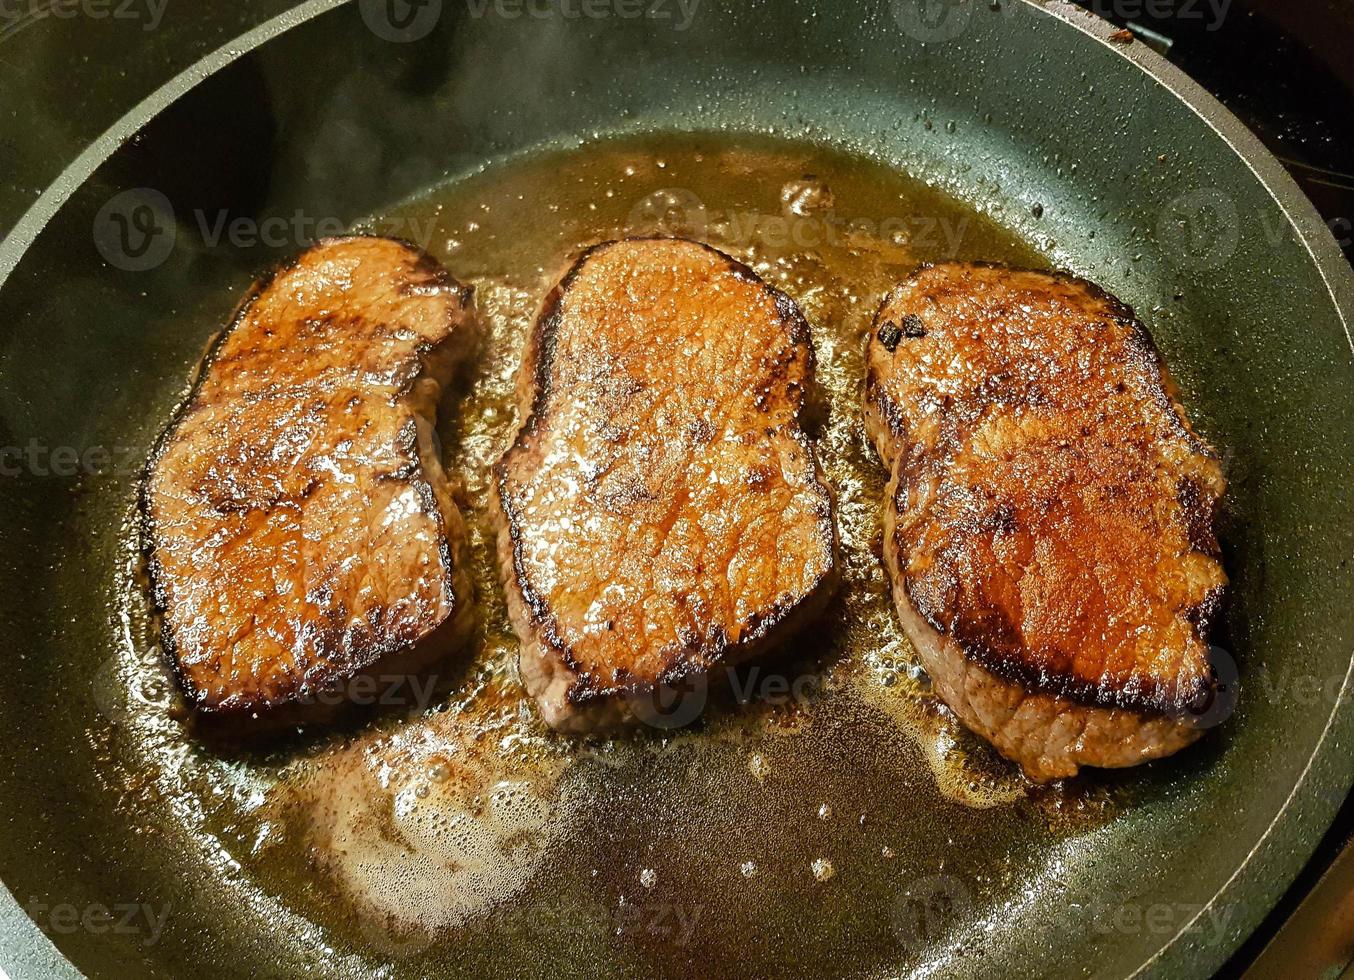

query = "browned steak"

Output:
[[864, 262, 1228, 781], [144, 237, 477, 731], [493, 238, 838, 731]]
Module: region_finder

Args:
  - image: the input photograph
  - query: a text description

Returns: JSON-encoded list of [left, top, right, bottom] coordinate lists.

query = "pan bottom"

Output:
[[96, 131, 1195, 979]]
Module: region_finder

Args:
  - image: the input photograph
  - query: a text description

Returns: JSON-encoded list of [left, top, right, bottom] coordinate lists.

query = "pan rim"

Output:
[[0, 1, 1351, 977], [1025, 6, 1354, 976]]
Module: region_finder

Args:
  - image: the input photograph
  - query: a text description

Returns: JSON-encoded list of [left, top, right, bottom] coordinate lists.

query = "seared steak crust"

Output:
[[144, 237, 477, 729], [494, 238, 838, 731], [865, 262, 1227, 779]]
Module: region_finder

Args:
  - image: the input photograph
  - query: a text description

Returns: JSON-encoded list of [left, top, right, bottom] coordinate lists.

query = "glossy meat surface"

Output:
[[494, 238, 837, 730], [865, 262, 1227, 778], [144, 237, 477, 727]]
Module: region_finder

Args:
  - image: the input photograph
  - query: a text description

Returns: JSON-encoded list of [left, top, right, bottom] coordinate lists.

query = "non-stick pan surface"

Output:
[[1, 2, 1352, 977]]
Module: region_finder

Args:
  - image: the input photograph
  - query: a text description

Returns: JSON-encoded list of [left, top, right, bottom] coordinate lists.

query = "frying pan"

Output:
[[1, 1, 1352, 977]]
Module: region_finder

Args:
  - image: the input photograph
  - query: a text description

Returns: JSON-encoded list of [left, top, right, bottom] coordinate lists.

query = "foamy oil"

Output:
[[102, 132, 1131, 979]]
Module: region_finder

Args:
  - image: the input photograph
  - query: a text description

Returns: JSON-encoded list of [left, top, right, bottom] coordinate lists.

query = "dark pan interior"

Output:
[[1, 2, 1352, 977]]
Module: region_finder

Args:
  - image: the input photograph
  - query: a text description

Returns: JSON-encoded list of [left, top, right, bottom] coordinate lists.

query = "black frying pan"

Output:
[[1, 1, 1352, 977]]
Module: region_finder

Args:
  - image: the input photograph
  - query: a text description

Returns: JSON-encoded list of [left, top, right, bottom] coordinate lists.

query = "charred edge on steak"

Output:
[[494, 237, 837, 707], [875, 261, 1227, 717], [140, 235, 473, 718], [891, 477, 1224, 718]]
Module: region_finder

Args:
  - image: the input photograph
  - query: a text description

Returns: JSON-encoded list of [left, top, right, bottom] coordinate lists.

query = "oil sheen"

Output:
[[105, 133, 1127, 979]]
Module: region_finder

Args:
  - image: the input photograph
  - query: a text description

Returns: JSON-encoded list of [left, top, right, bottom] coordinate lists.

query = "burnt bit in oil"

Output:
[[113, 135, 1097, 976], [876, 320, 904, 352]]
